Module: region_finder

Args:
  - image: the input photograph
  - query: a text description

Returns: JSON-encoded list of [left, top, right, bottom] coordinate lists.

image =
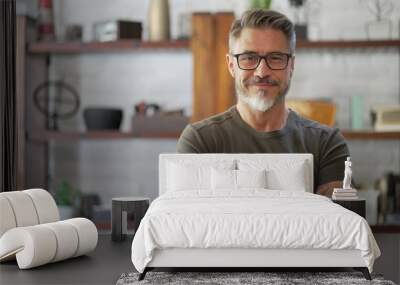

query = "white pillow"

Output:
[[267, 167, 306, 191], [167, 159, 235, 192], [167, 162, 209, 191], [211, 169, 267, 190], [236, 169, 267, 189], [238, 159, 308, 192], [211, 168, 236, 190]]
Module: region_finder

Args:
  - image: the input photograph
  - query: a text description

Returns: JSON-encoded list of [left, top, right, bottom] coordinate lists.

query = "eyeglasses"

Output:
[[232, 52, 292, 71]]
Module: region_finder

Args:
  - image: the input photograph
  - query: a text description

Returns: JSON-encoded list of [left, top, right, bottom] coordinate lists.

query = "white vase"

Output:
[[148, 0, 170, 41], [58, 205, 74, 220], [366, 20, 392, 40], [177, 12, 191, 40]]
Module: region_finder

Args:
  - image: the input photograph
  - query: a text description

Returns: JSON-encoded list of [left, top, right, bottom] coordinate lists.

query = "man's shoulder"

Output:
[[290, 110, 338, 136], [191, 107, 236, 132], [177, 107, 237, 153]]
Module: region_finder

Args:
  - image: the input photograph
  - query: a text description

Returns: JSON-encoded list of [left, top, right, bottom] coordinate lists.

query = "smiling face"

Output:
[[227, 27, 295, 112]]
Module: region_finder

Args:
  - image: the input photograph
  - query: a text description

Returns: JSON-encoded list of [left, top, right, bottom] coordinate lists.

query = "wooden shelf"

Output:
[[28, 39, 190, 54], [28, 129, 400, 141], [28, 39, 400, 54], [28, 131, 181, 141], [341, 130, 400, 140], [297, 39, 400, 49]]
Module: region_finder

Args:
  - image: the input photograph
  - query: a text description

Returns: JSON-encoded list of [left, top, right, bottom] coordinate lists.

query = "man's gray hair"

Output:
[[229, 9, 296, 54]]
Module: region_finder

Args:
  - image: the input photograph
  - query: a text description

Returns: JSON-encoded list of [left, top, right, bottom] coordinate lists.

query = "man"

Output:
[[177, 9, 349, 197]]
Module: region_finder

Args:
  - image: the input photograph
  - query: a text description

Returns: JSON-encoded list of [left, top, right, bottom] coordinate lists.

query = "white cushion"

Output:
[[42, 221, 79, 262], [0, 189, 97, 269], [0, 218, 98, 269], [238, 159, 308, 191], [0, 226, 57, 269], [236, 169, 267, 189], [211, 169, 267, 190], [63, 218, 98, 257], [211, 168, 236, 190], [0, 189, 59, 237], [0, 196, 16, 237], [268, 166, 307, 191], [167, 162, 210, 191], [24, 189, 59, 223], [166, 159, 235, 192], [0, 192, 39, 227], [160, 154, 314, 194]]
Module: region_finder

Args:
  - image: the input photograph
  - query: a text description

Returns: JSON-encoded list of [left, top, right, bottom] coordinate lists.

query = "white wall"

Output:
[[46, 0, 400, 206]]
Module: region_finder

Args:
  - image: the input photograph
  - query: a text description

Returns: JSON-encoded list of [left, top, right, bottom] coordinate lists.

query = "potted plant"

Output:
[[250, 0, 272, 9], [56, 180, 81, 220]]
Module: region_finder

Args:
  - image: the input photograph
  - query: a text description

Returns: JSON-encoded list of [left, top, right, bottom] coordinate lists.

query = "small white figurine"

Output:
[[342, 157, 352, 190]]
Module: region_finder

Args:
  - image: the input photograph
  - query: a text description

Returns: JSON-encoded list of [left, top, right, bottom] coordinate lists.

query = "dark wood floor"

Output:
[[0, 234, 133, 285], [1, 233, 398, 284]]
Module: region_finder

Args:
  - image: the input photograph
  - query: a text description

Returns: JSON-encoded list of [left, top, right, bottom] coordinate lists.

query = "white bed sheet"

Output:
[[131, 190, 380, 273]]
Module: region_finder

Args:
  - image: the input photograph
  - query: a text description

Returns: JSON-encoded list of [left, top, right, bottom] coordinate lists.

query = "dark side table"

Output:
[[112, 197, 150, 242], [332, 199, 366, 218]]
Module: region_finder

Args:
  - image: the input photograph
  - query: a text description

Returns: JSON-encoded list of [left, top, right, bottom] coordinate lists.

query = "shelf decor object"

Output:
[[250, 0, 272, 9], [56, 180, 81, 220], [148, 0, 170, 41], [131, 114, 189, 137], [93, 20, 142, 42], [289, 0, 308, 40], [371, 105, 400, 132], [304, 0, 322, 41], [286, 99, 336, 127], [83, 107, 123, 131], [33, 81, 80, 130], [37, 0, 55, 41], [364, 0, 394, 39], [351, 95, 364, 130]]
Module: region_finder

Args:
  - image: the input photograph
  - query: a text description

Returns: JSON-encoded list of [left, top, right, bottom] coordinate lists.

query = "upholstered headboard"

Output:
[[159, 153, 314, 195]]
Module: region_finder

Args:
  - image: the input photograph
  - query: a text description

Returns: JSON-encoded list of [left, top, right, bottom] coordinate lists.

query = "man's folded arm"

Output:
[[316, 129, 349, 197]]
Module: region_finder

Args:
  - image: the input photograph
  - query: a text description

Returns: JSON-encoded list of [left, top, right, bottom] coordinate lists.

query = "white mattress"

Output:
[[131, 190, 380, 273]]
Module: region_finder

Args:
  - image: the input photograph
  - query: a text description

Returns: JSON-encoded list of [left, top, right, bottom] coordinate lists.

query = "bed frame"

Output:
[[138, 154, 371, 281], [141, 248, 370, 280]]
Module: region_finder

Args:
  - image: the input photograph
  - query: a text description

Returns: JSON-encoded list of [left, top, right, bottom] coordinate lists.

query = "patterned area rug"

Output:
[[116, 271, 396, 285]]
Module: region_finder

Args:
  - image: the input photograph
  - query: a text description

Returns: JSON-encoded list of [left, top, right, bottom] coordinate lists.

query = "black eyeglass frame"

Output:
[[232, 52, 293, 71]]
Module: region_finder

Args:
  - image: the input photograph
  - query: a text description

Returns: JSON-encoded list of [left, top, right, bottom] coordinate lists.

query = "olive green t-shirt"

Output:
[[177, 106, 350, 191]]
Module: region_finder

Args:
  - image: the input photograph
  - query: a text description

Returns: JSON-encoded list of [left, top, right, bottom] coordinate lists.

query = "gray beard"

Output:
[[236, 80, 290, 112], [237, 90, 275, 112]]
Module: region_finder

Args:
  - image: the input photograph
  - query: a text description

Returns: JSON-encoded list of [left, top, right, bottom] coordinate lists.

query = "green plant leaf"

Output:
[[56, 180, 80, 206]]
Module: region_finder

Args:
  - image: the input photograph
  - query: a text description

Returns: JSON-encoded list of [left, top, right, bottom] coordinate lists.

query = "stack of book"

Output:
[[332, 188, 359, 200]]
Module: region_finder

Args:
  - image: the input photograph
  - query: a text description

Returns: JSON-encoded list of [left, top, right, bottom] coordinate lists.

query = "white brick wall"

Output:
[[46, 0, 400, 206]]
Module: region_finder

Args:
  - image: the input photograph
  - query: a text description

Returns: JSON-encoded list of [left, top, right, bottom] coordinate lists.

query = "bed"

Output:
[[131, 154, 380, 281]]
